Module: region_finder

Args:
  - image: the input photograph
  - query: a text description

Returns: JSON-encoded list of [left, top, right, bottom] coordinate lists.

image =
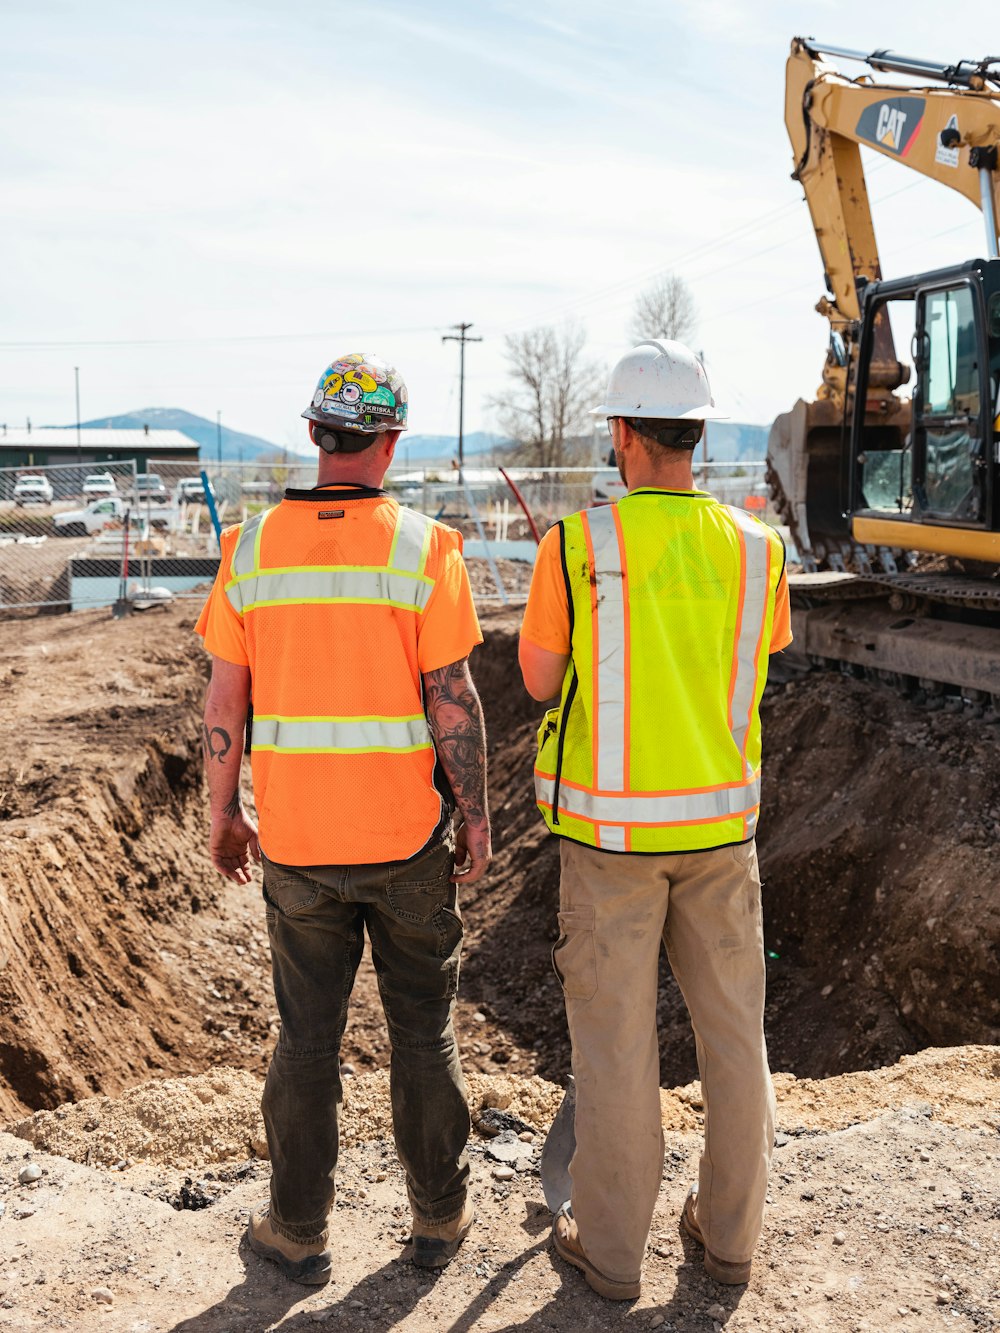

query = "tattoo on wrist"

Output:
[[423, 659, 488, 830], [222, 790, 242, 818], [202, 724, 233, 763]]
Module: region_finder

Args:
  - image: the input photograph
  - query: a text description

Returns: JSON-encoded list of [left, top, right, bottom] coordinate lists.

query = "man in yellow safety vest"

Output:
[[519, 340, 791, 1300]]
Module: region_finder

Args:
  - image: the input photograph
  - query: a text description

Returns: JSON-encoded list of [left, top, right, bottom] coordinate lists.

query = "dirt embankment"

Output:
[[0, 602, 998, 1123]]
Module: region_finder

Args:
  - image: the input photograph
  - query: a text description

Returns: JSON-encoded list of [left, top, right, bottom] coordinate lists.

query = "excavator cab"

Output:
[[849, 259, 1000, 563]]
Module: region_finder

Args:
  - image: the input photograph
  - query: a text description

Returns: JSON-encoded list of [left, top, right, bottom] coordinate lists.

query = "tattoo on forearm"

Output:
[[202, 724, 232, 763], [423, 659, 488, 828], [222, 790, 242, 818]]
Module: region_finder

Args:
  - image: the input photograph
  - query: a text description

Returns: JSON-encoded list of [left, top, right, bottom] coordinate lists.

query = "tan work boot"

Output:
[[410, 1198, 475, 1268], [247, 1205, 332, 1286], [681, 1189, 752, 1285], [552, 1203, 641, 1300]]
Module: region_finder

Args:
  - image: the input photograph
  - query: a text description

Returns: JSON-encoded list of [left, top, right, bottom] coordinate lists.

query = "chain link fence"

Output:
[[0, 457, 770, 616]]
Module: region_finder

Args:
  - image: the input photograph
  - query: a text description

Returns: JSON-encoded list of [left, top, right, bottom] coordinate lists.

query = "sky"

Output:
[[1, 0, 995, 449]]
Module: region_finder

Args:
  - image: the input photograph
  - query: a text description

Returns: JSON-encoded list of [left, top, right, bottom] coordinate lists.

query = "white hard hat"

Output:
[[591, 340, 728, 422]]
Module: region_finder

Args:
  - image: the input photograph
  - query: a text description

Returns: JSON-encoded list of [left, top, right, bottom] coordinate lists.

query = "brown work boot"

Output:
[[410, 1198, 475, 1269], [681, 1189, 752, 1285], [552, 1203, 641, 1301], [247, 1206, 332, 1286]]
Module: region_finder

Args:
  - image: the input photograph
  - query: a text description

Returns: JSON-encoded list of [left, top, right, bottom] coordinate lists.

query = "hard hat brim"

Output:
[[300, 406, 407, 433], [590, 403, 729, 422]]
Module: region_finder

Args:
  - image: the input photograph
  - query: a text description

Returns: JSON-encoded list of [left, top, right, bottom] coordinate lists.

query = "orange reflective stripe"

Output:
[[534, 770, 761, 823], [580, 509, 601, 790], [724, 507, 772, 773], [726, 516, 748, 740], [585, 505, 627, 792], [534, 769, 761, 798], [612, 503, 631, 791]]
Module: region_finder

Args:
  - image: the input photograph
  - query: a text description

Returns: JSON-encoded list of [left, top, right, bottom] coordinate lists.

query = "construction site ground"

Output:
[[0, 593, 997, 1331]]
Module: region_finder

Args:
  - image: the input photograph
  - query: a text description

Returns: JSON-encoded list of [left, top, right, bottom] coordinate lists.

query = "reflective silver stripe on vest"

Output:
[[583, 505, 627, 792], [225, 508, 272, 613], [252, 714, 432, 753], [225, 504, 433, 615], [388, 504, 433, 575], [723, 506, 772, 773], [534, 771, 761, 825]]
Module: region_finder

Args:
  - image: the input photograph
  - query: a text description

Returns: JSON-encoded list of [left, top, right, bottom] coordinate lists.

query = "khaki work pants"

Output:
[[556, 838, 775, 1284]]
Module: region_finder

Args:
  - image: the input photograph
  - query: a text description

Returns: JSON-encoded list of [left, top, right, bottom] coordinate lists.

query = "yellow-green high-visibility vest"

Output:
[[534, 490, 785, 853]]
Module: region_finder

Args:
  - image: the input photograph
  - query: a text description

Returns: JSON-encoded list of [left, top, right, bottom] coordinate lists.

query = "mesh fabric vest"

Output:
[[534, 490, 785, 853], [224, 491, 449, 864]]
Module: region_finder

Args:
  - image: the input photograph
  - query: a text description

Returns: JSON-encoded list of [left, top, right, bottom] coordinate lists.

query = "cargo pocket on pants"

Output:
[[551, 907, 599, 1001]]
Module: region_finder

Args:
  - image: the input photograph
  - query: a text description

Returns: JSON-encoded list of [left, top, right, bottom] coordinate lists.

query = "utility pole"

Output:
[[216, 409, 223, 469], [74, 366, 82, 464], [441, 322, 482, 468]]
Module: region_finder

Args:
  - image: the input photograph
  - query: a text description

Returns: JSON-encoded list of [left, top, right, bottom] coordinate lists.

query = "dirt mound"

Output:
[[1, 1048, 998, 1332], [10, 1066, 567, 1171]]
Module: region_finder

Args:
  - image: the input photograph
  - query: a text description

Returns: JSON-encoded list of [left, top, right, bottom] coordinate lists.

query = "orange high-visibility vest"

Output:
[[223, 488, 452, 865], [535, 491, 785, 853]]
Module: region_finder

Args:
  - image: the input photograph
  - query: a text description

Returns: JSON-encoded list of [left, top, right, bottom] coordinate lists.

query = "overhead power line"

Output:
[[0, 324, 446, 351]]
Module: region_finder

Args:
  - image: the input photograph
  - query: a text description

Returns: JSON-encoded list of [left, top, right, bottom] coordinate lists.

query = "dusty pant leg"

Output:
[[663, 840, 775, 1263], [364, 838, 471, 1225], [261, 860, 364, 1246], [557, 839, 672, 1285]]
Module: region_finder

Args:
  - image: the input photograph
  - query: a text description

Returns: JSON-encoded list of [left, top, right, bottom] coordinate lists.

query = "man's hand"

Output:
[[452, 819, 492, 884], [210, 808, 261, 884]]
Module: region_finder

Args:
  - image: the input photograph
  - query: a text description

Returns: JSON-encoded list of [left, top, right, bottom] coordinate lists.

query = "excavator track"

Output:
[[787, 571, 1000, 712]]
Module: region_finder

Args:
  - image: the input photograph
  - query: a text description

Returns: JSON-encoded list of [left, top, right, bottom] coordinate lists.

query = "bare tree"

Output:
[[628, 273, 696, 345], [492, 323, 598, 468]]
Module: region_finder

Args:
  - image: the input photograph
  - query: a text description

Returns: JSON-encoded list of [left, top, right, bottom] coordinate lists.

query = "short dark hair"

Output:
[[622, 417, 704, 450]]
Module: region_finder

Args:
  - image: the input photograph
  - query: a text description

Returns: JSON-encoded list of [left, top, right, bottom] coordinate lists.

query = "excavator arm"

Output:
[[788, 37, 1000, 400], [769, 38, 1000, 564]]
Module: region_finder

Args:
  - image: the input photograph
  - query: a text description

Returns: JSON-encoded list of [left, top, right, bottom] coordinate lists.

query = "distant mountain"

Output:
[[74, 408, 296, 463], [395, 432, 505, 462], [68, 409, 504, 465]]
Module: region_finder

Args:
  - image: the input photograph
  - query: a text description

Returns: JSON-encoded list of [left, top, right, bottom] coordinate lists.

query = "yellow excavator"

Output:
[[767, 38, 1000, 708]]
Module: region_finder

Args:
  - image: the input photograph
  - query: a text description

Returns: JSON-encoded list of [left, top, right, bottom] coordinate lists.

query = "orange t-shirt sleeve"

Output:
[[769, 566, 792, 653], [417, 530, 484, 673], [194, 528, 249, 666], [520, 525, 571, 655]]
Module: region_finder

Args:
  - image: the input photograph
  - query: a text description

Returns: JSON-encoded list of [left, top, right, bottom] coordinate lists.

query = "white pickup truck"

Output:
[[54, 496, 172, 537]]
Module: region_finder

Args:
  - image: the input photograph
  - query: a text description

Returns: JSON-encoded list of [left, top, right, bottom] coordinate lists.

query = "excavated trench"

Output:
[[0, 601, 997, 1122]]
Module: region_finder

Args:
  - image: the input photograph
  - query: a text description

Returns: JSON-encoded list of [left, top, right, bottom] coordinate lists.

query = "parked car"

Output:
[[12, 474, 54, 506], [174, 476, 216, 505], [82, 472, 118, 500], [133, 472, 169, 504], [54, 496, 171, 537]]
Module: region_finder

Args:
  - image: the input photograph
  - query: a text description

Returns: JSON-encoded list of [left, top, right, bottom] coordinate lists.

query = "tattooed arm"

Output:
[[422, 657, 492, 885], [203, 656, 260, 884]]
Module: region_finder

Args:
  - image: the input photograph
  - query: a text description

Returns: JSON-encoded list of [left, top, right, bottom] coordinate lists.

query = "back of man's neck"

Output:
[[627, 468, 696, 493]]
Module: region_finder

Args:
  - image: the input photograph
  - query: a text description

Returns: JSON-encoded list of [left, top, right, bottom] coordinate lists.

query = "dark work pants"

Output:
[[260, 835, 470, 1246]]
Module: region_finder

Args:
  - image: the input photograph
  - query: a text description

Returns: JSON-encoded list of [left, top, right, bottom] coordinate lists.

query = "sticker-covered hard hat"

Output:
[[301, 353, 409, 433]]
